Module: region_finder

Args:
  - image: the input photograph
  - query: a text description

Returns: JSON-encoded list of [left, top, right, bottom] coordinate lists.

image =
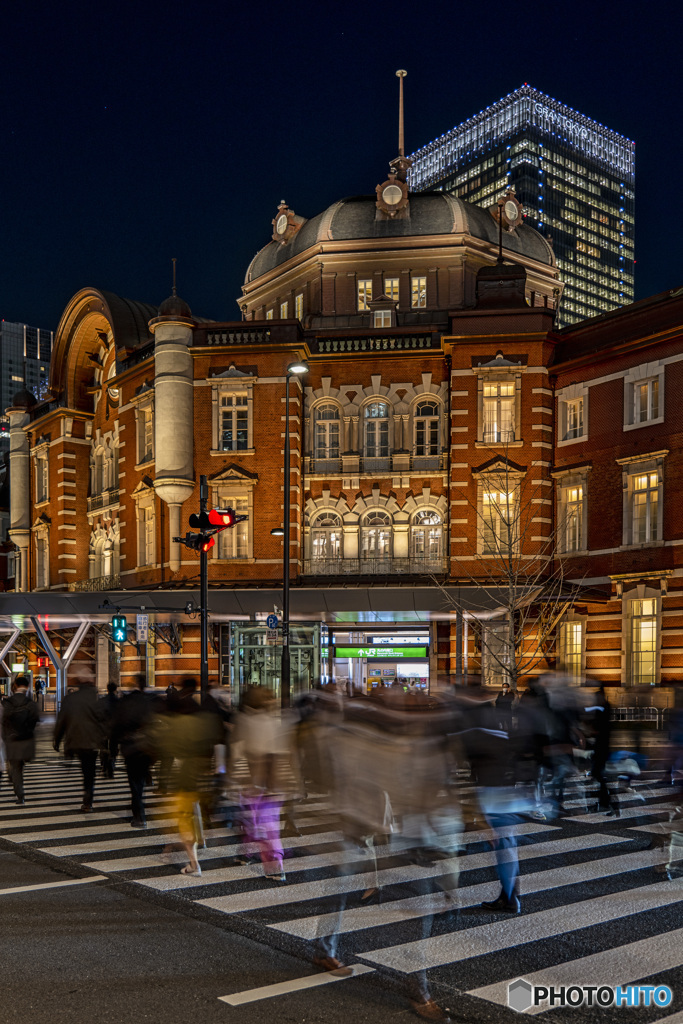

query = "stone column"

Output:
[[8, 404, 32, 592]]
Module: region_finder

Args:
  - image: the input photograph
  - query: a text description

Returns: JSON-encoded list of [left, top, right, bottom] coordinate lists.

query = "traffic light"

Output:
[[112, 615, 127, 643], [176, 507, 247, 555], [183, 531, 215, 552], [208, 507, 235, 527], [188, 511, 213, 530]]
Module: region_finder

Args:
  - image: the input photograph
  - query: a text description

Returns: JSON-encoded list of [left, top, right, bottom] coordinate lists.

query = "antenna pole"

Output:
[[396, 69, 407, 157], [172, 257, 177, 296]]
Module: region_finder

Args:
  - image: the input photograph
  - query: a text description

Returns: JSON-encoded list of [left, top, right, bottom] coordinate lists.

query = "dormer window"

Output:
[[374, 310, 392, 327]]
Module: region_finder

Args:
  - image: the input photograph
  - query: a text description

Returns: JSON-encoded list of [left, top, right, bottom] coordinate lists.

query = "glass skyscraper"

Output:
[[408, 85, 635, 327], [0, 321, 52, 446]]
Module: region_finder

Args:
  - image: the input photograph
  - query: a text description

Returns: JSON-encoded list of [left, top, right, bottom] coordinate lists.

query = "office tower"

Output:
[[0, 320, 52, 445], [408, 85, 635, 327]]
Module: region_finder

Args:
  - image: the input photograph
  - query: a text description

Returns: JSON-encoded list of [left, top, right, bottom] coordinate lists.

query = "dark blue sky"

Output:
[[1, 0, 679, 330]]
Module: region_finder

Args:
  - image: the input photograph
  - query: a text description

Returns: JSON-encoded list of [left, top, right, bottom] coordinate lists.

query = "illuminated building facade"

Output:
[[408, 85, 635, 328]]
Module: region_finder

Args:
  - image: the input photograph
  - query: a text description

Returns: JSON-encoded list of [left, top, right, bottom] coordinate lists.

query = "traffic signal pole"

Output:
[[199, 474, 209, 698], [281, 373, 291, 709]]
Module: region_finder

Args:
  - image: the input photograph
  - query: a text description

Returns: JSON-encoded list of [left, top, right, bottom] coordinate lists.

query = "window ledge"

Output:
[[557, 435, 587, 447], [134, 458, 155, 471], [212, 557, 255, 564], [621, 541, 665, 551], [210, 448, 256, 457], [474, 440, 524, 448], [34, 498, 50, 508], [559, 548, 589, 557], [623, 417, 665, 432]]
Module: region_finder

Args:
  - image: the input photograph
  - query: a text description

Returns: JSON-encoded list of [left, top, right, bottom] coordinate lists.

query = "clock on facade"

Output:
[[375, 175, 409, 216]]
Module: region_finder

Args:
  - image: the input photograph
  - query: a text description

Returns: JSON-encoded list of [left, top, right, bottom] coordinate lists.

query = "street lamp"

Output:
[[276, 361, 308, 708]]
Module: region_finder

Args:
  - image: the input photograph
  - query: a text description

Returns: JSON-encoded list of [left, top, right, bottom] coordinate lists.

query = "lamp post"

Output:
[[271, 361, 308, 708]]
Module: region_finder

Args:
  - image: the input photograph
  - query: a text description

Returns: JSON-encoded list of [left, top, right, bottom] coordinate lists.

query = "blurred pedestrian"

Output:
[[114, 674, 161, 827], [495, 680, 515, 731], [2, 675, 40, 805], [54, 664, 106, 812], [99, 681, 120, 778]]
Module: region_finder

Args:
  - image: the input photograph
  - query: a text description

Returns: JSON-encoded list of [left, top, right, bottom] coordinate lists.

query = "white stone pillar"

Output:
[[8, 403, 32, 592]]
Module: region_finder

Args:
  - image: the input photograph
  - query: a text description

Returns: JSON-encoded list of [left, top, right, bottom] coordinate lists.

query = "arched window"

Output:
[[364, 402, 389, 466], [92, 448, 105, 495], [313, 403, 341, 464], [411, 509, 443, 563], [414, 400, 440, 457], [361, 509, 392, 561], [311, 511, 343, 561]]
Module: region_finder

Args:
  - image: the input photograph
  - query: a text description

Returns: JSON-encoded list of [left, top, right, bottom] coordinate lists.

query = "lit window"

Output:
[[373, 310, 392, 327], [138, 505, 155, 567], [559, 620, 583, 680], [35, 454, 48, 504], [314, 403, 340, 462], [384, 278, 399, 301], [411, 276, 427, 308], [565, 398, 584, 440], [357, 279, 373, 311], [217, 496, 249, 559], [634, 379, 659, 423], [562, 485, 584, 552], [414, 401, 440, 457], [220, 394, 249, 451], [481, 486, 518, 556], [364, 402, 389, 460], [295, 294, 303, 320], [632, 472, 659, 543], [630, 599, 658, 685], [410, 509, 442, 562], [361, 510, 392, 560], [266, 309, 274, 320], [311, 511, 342, 560], [482, 381, 515, 443], [280, 301, 289, 319], [137, 405, 154, 464]]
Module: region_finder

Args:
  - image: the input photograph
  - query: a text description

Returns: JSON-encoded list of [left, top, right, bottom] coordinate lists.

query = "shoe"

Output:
[[481, 892, 521, 914], [312, 956, 352, 976], [131, 819, 147, 828], [80, 803, 93, 813], [180, 864, 201, 876], [266, 872, 287, 882], [15, 798, 25, 805], [359, 887, 380, 905], [410, 998, 452, 1022]]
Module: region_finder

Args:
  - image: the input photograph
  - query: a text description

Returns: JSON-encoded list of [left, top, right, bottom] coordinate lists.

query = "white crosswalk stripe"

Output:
[[3, 742, 683, 1014]]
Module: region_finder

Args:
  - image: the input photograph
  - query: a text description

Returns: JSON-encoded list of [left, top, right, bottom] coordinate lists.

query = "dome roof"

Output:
[[157, 291, 192, 318], [11, 387, 37, 410], [245, 192, 555, 283]]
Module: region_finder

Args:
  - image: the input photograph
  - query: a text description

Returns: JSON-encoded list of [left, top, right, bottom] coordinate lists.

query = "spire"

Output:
[[172, 257, 177, 296], [389, 69, 412, 183]]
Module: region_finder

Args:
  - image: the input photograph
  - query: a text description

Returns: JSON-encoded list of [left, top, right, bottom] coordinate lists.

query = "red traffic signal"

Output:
[[208, 507, 235, 527], [201, 536, 215, 552]]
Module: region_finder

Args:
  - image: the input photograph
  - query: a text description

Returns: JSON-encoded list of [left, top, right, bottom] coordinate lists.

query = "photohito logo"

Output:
[[507, 979, 673, 1013]]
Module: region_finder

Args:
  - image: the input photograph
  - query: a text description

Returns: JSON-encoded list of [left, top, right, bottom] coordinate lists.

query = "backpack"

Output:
[[4, 698, 37, 741]]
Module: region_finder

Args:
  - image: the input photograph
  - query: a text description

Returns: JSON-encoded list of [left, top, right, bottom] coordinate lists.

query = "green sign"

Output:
[[334, 646, 427, 659]]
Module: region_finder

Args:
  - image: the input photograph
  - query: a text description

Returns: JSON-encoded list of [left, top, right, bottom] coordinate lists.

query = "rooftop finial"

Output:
[[396, 69, 407, 157], [172, 257, 177, 297]]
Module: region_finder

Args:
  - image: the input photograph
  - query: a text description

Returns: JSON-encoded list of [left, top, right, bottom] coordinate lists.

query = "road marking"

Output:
[[271, 833, 630, 939], [650, 1013, 683, 1024], [0, 875, 106, 896], [359, 881, 683, 973], [218, 964, 375, 1005], [467, 925, 683, 1013], [571, 802, 671, 824], [5, 817, 178, 842]]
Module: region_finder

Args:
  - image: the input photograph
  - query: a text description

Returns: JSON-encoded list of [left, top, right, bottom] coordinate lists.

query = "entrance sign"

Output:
[[266, 614, 279, 629], [334, 646, 427, 659]]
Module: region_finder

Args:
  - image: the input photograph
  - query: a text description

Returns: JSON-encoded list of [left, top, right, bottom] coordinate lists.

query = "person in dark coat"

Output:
[[99, 681, 120, 779], [495, 680, 515, 731], [113, 675, 161, 827], [54, 666, 106, 812], [587, 684, 612, 811], [1, 675, 40, 804]]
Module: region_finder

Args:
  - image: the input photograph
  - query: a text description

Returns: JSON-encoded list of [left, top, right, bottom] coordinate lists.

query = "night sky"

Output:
[[1, 0, 679, 332]]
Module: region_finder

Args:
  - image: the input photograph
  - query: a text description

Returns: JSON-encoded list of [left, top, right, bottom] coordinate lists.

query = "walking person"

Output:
[[54, 665, 106, 812], [495, 680, 515, 732], [114, 675, 160, 827], [1, 676, 40, 805], [99, 681, 120, 778]]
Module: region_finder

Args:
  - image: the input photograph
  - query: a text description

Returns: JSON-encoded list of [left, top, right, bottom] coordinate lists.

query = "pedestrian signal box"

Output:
[[112, 615, 127, 642]]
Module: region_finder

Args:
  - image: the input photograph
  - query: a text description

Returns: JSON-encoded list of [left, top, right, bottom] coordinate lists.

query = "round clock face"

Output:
[[504, 200, 519, 222], [276, 213, 288, 235], [382, 184, 403, 206]]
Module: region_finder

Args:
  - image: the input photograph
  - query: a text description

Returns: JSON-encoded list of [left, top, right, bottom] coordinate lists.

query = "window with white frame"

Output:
[[414, 400, 440, 456], [482, 381, 515, 443], [410, 509, 442, 561], [313, 403, 340, 461], [137, 504, 156, 566], [137, 404, 154, 464], [624, 364, 665, 430], [35, 531, 49, 589], [632, 471, 659, 544], [565, 398, 584, 440], [35, 452, 48, 504], [357, 279, 372, 310], [384, 277, 399, 301], [561, 483, 585, 553], [411, 275, 426, 307], [220, 393, 249, 451], [629, 598, 658, 685], [280, 301, 289, 319], [373, 310, 392, 327], [216, 496, 249, 559], [361, 510, 392, 560], [266, 309, 274, 320], [558, 619, 584, 679], [311, 511, 343, 560], [295, 293, 304, 320], [480, 483, 519, 556], [364, 402, 389, 459], [481, 622, 511, 687]]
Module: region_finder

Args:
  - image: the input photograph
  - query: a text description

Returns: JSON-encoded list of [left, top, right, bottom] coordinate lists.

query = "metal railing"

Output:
[[611, 706, 666, 729], [304, 556, 447, 576], [309, 457, 343, 474], [69, 573, 121, 593], [87, 488, 119, 513], [482, 429, 516, 444]]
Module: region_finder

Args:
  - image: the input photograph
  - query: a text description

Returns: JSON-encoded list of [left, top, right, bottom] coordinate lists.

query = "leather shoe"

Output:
[[80, 803, 93, 813], [481, 892, 521, 914], [410, 998, 452, 1022], [312, 956, 352, 976]]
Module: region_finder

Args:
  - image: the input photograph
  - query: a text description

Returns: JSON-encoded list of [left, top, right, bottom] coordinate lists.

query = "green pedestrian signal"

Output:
[[112, 615, 127, 643]]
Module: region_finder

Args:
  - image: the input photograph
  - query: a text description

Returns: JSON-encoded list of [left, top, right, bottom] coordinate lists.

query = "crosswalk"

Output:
[[2, 734, 683, 1019]]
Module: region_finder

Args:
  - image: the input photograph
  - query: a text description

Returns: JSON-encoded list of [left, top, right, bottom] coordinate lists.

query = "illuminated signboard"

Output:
[[368, 635, 429, 645], [334, 646, 428, 659]]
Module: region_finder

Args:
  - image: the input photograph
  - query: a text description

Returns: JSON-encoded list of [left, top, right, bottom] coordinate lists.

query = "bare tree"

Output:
[[439, 452, 583, 689]]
